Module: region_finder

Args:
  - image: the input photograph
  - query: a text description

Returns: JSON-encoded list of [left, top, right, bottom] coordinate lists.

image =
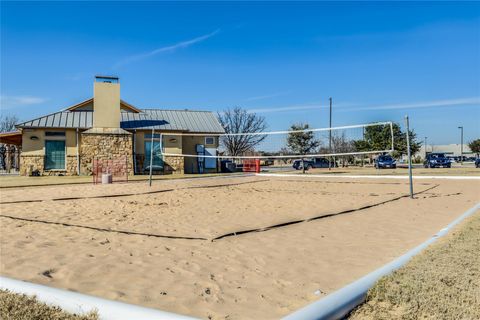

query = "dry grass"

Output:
[[0, 172, 238, 188], [349, 212, 480, 320], [0, 289, 98, 320]]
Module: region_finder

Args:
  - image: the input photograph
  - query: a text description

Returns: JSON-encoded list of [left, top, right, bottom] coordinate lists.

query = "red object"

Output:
[[243, 159, 261, 173]]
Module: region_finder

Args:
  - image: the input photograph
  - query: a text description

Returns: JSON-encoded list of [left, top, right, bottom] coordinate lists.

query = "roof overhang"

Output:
[[0, 131, 22, 145], [64, 98, 142, 113]]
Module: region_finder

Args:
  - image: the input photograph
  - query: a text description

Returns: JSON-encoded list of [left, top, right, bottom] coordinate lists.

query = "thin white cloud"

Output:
[[0, 95, 47, 110], [245, 91, 291, 102], [246, 101, 354, 114], [344, 97, 480, 112], [114, 29, 220, 69], [247, 104, 324, 114], [245, 97, 480, 114]]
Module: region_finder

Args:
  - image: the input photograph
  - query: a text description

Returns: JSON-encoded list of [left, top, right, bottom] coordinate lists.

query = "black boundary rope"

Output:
[[211, 184, 440, 241], [0, 214, 208, 240], [0, 179, 269, 205], [0, 183, 440, 242]]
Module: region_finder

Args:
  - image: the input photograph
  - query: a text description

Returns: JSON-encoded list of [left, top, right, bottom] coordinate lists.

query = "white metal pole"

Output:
[[405, 116, 413, 198], [76, 128, 80, 175], [149, 128, 154, 187], [329, 97, 333, 170], [458, 126, 463, 165]]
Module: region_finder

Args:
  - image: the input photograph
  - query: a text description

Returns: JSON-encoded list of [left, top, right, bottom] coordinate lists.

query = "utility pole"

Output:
[[424, 137, 427, 159], [405, 116, 414, 199], [328, 97, 332, 170], [458, 126, 463, 165]]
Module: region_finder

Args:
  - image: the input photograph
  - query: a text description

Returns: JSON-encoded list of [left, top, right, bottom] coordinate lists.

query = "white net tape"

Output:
[[160, 121, 394, 159]]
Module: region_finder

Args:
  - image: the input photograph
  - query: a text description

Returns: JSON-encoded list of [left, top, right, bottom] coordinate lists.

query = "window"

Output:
[[45, 140, 65, 170], [144, 133, 161, 139], [45, 131, 66, 137], [205, 136, 215, 145]]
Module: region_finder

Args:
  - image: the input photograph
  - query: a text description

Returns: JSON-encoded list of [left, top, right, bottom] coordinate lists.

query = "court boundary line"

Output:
[[211, 184, 438, 240], [257, 173, 480, 180], [0, 178, 267, 205], [282, 202, 480, 320], [0, 184, 438, 242]]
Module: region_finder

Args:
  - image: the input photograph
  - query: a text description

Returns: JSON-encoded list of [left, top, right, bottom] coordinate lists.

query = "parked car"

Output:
[[475, 158, 480, 168], [424, 153, 451, 168], [374, 155, 396, 169], [292, 157, 335, 170]]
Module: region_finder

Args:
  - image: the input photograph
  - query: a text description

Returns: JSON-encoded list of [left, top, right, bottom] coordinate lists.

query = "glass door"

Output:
[[144, 139, 163, 171], [45, 140, 66, 170]]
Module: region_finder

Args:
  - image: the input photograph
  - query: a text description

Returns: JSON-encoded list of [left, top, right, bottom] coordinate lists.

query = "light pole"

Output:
[[458, 126, 463, 165], [424, 137, 427, 159], [328, 97, 332, 170], [405, 116, 414, 198]]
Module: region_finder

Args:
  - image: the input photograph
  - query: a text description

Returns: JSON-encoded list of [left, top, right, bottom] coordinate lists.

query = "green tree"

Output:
[[468, 139, 480, 157], [354, 123, 421, 158], [287, 123, 321, 155]]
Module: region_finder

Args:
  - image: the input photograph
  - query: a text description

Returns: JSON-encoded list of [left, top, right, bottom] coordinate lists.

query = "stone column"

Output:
[[80, 128, 133, 176]]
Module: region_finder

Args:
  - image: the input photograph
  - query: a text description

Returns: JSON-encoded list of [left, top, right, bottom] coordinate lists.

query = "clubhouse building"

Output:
[[2, 76, 224, 176]]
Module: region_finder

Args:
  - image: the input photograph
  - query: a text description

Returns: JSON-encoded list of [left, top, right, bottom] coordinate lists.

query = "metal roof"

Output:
[[16, 109, 224, 133], [121, 110, 224, 133], [16, 111, 93, 129]]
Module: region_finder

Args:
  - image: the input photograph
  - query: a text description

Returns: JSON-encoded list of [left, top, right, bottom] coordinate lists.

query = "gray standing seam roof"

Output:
[[16, 109, 225, 133]]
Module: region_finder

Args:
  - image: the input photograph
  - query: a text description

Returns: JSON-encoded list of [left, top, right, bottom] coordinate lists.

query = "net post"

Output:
[[148, 128, 154, 187], [405, 116, 414, 199], [328, 97, 332, 171]]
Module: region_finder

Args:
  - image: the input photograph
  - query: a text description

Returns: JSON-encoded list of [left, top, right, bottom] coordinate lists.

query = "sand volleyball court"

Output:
[[1, 175, 479, 319]]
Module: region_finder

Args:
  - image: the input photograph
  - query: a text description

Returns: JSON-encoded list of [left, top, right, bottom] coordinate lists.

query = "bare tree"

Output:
[[331, 132, 356, 167], [0, 115, 19, 133], [0, 115, 20, 170], [217, 107, 268, 156]]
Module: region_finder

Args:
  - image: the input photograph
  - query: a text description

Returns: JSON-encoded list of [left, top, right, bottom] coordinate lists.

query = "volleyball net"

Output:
[[161, 121, 394, 162]]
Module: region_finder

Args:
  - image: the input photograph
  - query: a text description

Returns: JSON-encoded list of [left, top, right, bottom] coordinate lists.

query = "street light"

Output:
[[424, 137, 427, 159], [458, 126, 463, 165], [328, 97, 333, 170]]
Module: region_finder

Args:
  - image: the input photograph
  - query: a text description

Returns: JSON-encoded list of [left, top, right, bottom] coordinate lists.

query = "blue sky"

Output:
[[1, 1, 479, 144]]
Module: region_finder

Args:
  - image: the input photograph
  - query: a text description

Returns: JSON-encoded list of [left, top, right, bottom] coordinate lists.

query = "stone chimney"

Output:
[[93, 76, 120, 128]]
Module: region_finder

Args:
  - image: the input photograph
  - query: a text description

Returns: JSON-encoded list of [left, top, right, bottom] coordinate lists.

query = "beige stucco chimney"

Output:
[[93, 76, 120, 128]]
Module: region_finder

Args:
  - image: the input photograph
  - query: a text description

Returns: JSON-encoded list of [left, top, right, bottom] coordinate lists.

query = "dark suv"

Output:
[[374, 155, 396, 169], [292, 157, 334, 170], [424, 153, 451, 168]]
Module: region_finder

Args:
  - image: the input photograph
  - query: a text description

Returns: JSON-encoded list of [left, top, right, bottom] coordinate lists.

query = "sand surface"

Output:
[[1, 175, 479, 319]]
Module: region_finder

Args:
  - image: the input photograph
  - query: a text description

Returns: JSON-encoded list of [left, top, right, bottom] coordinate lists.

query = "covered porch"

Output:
[[0, 131, 22, 174]]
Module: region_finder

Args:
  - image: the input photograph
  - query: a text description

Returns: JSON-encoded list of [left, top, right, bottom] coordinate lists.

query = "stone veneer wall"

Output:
[[163, 155, 184, 174], [134, 154, 184, 175], [19, 155, 43, 176], [80, 133, 133, 175], [20, 155, 79, 176]]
